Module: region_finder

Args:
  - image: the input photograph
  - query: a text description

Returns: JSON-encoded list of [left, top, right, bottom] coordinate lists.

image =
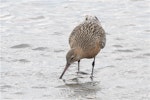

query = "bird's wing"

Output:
[[69, 24, 82, 48]]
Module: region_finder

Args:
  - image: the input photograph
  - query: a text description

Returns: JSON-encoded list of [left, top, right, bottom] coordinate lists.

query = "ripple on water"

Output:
[[143, 53, 150, 57], [18, 59, 30, 63], [11, 44, 31, 49], [0, 13, 11, 19], [133, 55, 145, 59], [52, 32, 63, 35], [29, 16, 45, 20], [14, 92, 24, 95], [123, 24, 136, 27], [144, 30, 150, 32], [133, 48, 142, 51], [31, 86, 47, 89], [112, 45, 123, 48], [1, 57, 30, 63], [54, 49, 65, 53], [32, 47, 48, 51], [115, 38, 124, 41], [116, 85, 125, 89], [116, 49, 133, 53], [1, 85, 12, 89], [0, 12, 13, 20], [115, 58, 123, 60]]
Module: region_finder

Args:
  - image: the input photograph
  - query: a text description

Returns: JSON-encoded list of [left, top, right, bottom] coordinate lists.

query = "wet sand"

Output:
[[1, 0, 150, 100]]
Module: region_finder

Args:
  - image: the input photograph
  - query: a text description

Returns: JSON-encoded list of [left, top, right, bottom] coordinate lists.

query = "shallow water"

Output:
[[0, 0, 150, 100]]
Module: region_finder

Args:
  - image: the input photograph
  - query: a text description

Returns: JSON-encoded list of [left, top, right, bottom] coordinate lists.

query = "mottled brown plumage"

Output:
[[59, 15, 106, 79]]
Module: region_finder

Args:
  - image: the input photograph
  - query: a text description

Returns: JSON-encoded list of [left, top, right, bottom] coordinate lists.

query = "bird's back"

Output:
[[69, 16, 106, 58]]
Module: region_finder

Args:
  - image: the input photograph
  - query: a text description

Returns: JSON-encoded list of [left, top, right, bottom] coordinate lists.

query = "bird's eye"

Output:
[[70, 55, 74, 61], [71, 57, 74, 60]]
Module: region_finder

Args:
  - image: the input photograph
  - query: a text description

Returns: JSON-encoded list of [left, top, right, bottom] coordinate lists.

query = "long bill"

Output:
[[59, 63, 70, 79]]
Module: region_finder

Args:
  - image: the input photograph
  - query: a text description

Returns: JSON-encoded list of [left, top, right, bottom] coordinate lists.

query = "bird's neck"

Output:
[[72, 47, 83, 60]]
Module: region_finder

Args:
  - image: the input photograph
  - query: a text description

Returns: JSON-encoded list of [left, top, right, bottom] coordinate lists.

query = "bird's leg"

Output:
[[77, 60, 80, 73], [90, 57, 95, 78]]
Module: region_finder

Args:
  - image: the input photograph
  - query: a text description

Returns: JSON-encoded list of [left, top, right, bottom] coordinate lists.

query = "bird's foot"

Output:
[[90, 75, 94, 80]]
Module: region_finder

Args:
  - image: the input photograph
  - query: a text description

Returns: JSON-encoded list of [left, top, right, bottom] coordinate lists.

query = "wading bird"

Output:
[[59, 15, 106, 79]]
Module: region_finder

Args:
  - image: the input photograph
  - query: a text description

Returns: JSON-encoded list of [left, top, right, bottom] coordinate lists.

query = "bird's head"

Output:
[[66, 49, 79, 65], [59, 49, 80, 79]]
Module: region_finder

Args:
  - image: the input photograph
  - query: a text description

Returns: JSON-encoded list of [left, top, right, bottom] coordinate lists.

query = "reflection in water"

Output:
[[58, 77, 101, 99]]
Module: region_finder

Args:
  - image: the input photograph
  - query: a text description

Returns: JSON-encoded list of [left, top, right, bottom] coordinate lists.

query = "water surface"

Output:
[[1, 0, 150, 100]]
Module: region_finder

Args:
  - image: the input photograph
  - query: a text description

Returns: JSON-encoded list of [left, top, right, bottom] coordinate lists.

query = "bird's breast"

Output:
[[82, 42, 101, 58]]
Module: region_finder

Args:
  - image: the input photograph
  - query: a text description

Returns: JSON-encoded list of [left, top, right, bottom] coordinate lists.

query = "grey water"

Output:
[[0, 0, 150, 100]]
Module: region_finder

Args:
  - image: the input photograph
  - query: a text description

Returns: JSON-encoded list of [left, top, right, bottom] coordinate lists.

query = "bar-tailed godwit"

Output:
[[59, 15, 106, 79]]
